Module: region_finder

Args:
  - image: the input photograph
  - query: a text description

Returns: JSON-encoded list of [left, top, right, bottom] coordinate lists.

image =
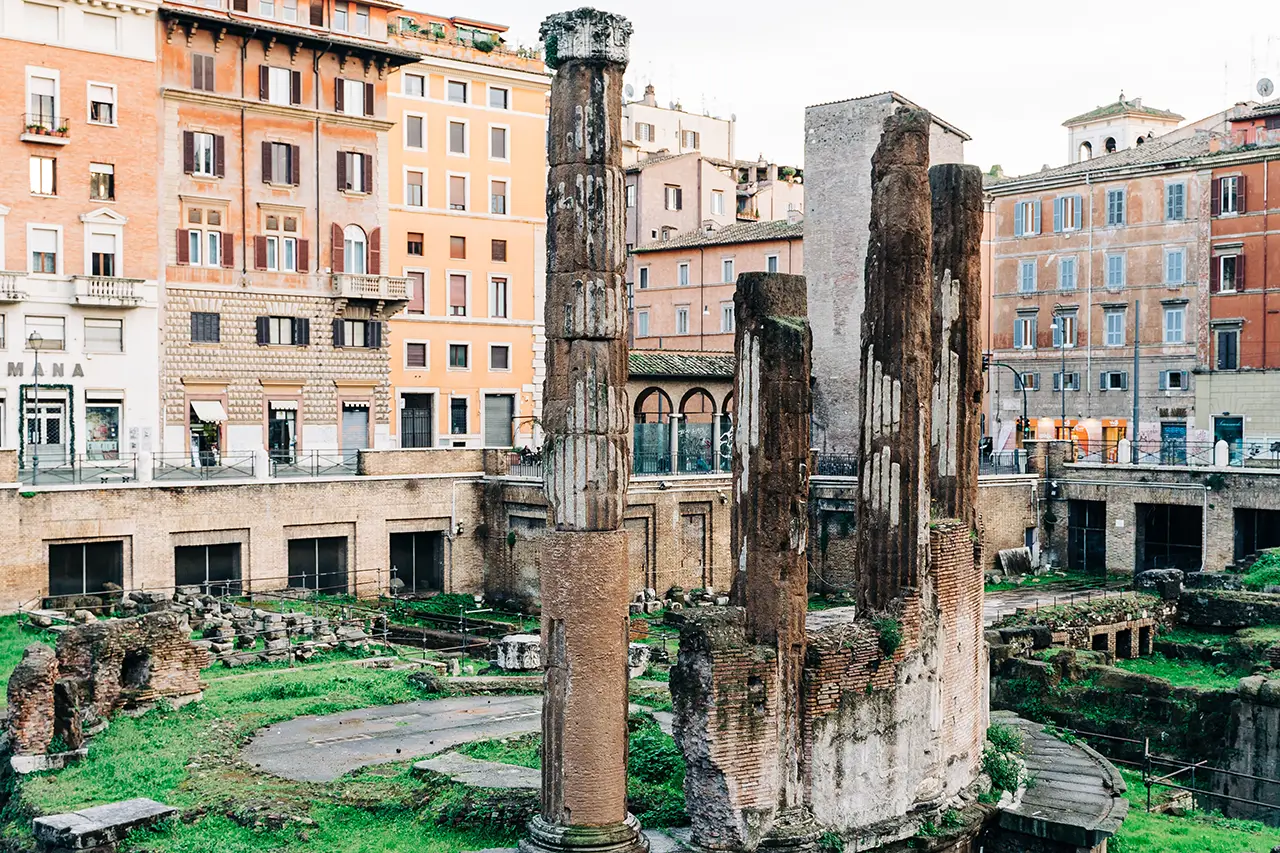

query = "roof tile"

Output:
[[631, 219, 803, 252], [629, 350, 734, 378]]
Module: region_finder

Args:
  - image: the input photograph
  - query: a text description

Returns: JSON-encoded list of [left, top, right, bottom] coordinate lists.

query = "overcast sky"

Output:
[[409, 0, 1280, 176]]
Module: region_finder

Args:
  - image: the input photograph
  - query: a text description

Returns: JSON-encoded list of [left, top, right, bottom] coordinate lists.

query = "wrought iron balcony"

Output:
[[21, 113, 71, 145], [73, 275, 145, 307], [0, 271, 29, 301], [332, 273, 410, 302]]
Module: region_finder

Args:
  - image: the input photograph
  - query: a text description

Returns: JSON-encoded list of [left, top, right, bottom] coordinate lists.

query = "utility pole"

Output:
[[28, 331, 43, 485]]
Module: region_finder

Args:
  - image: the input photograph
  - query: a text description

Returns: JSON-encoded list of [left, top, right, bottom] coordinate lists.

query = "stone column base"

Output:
[[520, 814, 650, 853], [759, 807, 821, 852]]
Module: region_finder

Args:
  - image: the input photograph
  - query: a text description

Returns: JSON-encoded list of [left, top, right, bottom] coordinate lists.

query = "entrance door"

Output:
[[1214, 416, 1244, 465], [1160, 422, 1187, 465], [48, 541, 124, 598], [26, 397, 67, 465], [680, 513, 708, 588], [483, 394, 515, 448], [341, 405, 370, 459], [401, 394, 433, 448], [1102, 425, 1126, 462], [389, 531, 444, 593], [288, 537, 349, 594], [174, 543, 242, 596], [1067, 500, 1107, 576]]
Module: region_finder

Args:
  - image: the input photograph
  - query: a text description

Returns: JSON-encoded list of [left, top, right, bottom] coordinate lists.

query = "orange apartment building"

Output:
[[385, 13, 548, 449], [157, 0, 417, 464], [1, 0, 162, 478]]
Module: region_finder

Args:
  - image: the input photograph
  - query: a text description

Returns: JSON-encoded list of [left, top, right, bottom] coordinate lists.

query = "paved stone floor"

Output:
[[984, 585, 1126, 625], [241, 694, 673, 783]]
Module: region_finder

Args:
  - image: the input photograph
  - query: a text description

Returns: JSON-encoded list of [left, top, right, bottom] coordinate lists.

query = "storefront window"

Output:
[[268, 402, 298, 462], [85, 404, 120, 460]]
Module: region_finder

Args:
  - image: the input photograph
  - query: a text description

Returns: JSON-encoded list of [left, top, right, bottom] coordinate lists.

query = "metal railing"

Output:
[[814, 452, 858, 477], [331, 273, 410, 301], [632, 450, 726, 477], [152, 452, 256, 481], [271, 450, 358, 479], [21, 113, 70, 139], [1071, 439, 1280, 468], [506, 450, 543, 479], [19, 454, 138, 486]]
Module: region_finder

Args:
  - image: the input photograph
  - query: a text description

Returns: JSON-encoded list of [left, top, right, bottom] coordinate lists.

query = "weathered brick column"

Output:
[[928, 164, 984, 527], [731, 272, 818, 846], [522, 9, 646, 853], [857, 107, 935, 610]]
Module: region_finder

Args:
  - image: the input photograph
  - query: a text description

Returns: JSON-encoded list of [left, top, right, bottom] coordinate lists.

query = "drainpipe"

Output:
[[315, 45, 331, 277], [1263, 157, 1269, 368], [1086, 173, 1095, 421], [698, 246, 705, 351]]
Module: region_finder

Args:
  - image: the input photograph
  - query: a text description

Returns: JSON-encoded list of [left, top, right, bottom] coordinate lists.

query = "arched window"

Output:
[[1134, 136, 1145, 146], [1078, 141, 1093, 162], [344, 225, 367, 275], [679, 388, 716, 424], [1104, 137, 1117, 154], [719, 391, 735, 470], [633, 387, 674, 475], [678, 388, 716, 472]]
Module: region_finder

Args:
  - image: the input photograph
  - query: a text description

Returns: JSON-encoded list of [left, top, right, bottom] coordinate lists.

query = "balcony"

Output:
[[0, 271, 29, 301], [73, 275, 145, 307], [332, 273, 410, 303], [20, 114, 71, 145]]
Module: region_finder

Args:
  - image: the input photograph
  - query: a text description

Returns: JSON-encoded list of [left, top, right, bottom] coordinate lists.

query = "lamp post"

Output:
[[1052, 305, 1067, 442], [27, 331, 43, 485]]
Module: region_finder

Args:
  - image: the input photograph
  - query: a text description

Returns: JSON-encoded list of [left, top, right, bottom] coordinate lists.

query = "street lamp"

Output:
[[27, 331, 43, 485], [1051, 307, 1067, 443]]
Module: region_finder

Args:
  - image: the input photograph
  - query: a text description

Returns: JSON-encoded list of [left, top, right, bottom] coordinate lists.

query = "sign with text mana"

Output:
[[7, 362, 85, 378]]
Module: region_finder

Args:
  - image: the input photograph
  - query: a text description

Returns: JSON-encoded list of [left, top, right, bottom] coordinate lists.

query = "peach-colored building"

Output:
[[1, 0, 162, 474], [630, 217, 804, 352], [385, 13, 548, 449]]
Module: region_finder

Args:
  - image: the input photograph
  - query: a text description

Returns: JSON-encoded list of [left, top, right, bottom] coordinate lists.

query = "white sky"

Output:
[[408, 0, 1280, 176]]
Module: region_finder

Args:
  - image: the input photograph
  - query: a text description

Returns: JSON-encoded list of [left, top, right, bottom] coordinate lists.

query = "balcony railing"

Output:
[[271, 450, 359, 479], [73, 275, 145, 306], [332, 273, 410, 301], [0, 271, 28, 301], [153, 452, 256, 481], [20, 454, 138, 486], [21, 113, 70, 144], [1071, 439, 1280, 469]]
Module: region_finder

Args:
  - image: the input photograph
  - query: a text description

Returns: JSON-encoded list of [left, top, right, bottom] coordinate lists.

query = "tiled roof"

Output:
[[1062, 96, 1184, 126], [625, 152, 735, 172], [986, 134, 1214, 191], [1246, 100, 1280, 119], [629, 350, 733, 378], [631, 219, 803, 252]]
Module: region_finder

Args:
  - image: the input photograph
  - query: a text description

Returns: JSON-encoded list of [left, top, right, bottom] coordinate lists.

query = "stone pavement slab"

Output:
[[414, 752, 540, 789], [33, 798, 176, 849]]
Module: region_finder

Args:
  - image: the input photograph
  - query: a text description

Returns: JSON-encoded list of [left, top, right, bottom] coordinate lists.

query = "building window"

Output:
[[25, 2, 59, 41], [339, 78, 367, 117], [191, 311, 220, 343], [87, 83, 115, 125], [406, 342, 427, 368], [28, 73, 56, 125], [490, 344, 511, 371], [264, 316, 294, 345], [711, 189, 724, 216], [665, 185, 683, 211], [1018, 373, 1039, 391], [450, 397, 468, 434], [263, 213, 298, 272], [1105, 310, 1125, 347], [681, 129, 699, 149], [1166, 182, 1186, 221], [447, 80, 468, 104], [721, 302, 734, 333], [89, 163, 114, 201], [1106, 253, 1125, 289], [265, 66, 293, 106], [1053, 372, 1081, 392], [675, 306, 689, 335], [1219, 176, 1239, 214], [407, 232, 423, 256], [338, 151, 367, 192], [450, 236, 466, 259], [1165, 248, 1185, 285], [29, 227, 57, 274], [1055, 194, 1081, 232], [84, 318, 122, 352], [489, 86, 510, 109], [89, 232, 117, 276], [192, 54, 215, 91], [1219, 255, 1240, 292], [447, 120, 467, 155], [353, 3, 368, 34], [1018, 259, 1036, 293], [405, 170, 424, 207], [722, 258, 734, 283], [766, 254, 779, 274], [635, 122, 653, 142], [448, 343, 470, 369], [678, 262, 690, 286], [405, 115, 424, 149], [342, 224, 366, 274], [403, 73, 425, 98], [265, 141, 297, 184], [1106, 188, 1126, 225], [30, 156, 55, 195], [626, 184, 636, 208], [282, 0, 297, 22], [490, 179, 508, 215], [1161, 370, 1187, 391], [637, 309, 649, 337], [490, 125, 508, 159], [192, 131, 216, 176], [259, 0, 274, 17], [1163, 305, 1186, 343], [26, 315, 65, 350], [332, 2, 347, 30], [1053, 313, 1076, 348], [489, 276, 508, 318], [406, 271, 425, 314], [1014, 200, 1039, 236], [183, 206, 226, 269], [491, 239, 506, 262], [1099, 371, 1128, 391], [1058, 256, 1076, 291], [449, 174, 467, 210], [449, 273, 467, 315], [339, 318, 368, 347], [1216, 328, 1239, 370], [638, 267, 649, 289], [1014, 316, 1035, 350]]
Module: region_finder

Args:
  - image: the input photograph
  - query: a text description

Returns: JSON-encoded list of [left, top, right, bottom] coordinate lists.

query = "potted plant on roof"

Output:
[[56, 124, 68, 136]]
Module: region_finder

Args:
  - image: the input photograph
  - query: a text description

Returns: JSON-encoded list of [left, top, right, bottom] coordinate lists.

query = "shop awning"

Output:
[[269, 400, 298, 411], [190, 400, 227, 423], [343, 400, 370, 409]]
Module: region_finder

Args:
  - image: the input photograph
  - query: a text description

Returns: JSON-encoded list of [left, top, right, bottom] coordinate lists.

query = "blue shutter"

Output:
[[1014, 202, 1024, 237], [1053, 321, 1062, 348], [1159, 371, 1168, 391], [1119, 190, 1126, 224], [1033, 201, 1042, 235], [1031, 318, 1038, 348], [1073, 194, 1083, 229], [1014, 319, 1023, 349], [1053, 197, 1063, 233]]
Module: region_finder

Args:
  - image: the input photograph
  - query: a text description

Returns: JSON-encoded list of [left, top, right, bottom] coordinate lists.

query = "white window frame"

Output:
[[192, 131, 216, 177], [1055, 313, 1076, 349], [720, 302, 734, 333], [85, 81, 117, 127], [675, 305, 690, 335], [402, 72, 426, 98], [29, 155, 56, 196], [711, 189, 724, 216], [403, 339, 430, 370], [24, 3, 61, 43], [27, 223, 62, 277], [89, 162, 114, 201], [637, 266, 649, 290], [488, 274, 509, 319], [281, 0, 297, 22], [1105, 310, 1125, 347], [403, 111, 426, 150], [404, 167, 425, 208], [446, 171, 469, 212], [1016, 316, 1034, 351], [267, 316, 293, 345], [488, 343, 512, 372], [83, 317, 123, 353], [341, 78, 365, 117], [488, 123, 510, 162], [489, 179, 509, 216], [1163, 305, 1186, 344], [488, 85, 511, 111], [83, 214, 124, 277], [446, 340, 471, 371], [332, 1, 348, 30], [1165, 247, 1186, 285], [1059, 194, 1078, 232], [1220, 254, 1240, 293], [626, 183, 636, 208], [721, 258, 734, 284], [446, 78, 470, 105], [25, 315, 66, 350], [266, 65, 291, 106], [1016, 200, 1037, 236], [352, 3, 369, 35], [1220, 176, 1239, 215], [766, 254, 779, 274], [446, 269, 471, 316], [665, 184, 682, 211], [446, 118, 469, 157], [678, 262, 690, 286], [636, 309, 649, 337]]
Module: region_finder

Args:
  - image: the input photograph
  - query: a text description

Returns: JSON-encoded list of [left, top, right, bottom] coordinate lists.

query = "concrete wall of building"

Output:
[[804, 93, 964, 454], [625, 155, 738, 260], [1194, 369, 1280, 438], [622, 94, 733, 165]]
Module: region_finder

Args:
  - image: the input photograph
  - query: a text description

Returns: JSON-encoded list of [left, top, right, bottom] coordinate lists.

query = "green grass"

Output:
[[0, 616, 54, 709], [985, 569, 1120, 593], [1239, 625, 1280, 645], [457, 733, 541, 769], [1155, 627, 1236, 650], [1110, 769, 1280, 853], [1113, 653, 1249, 691], [1240, 551, 1280, 592]]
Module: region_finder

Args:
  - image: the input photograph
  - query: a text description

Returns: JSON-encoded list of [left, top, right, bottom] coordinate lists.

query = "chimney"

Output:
[[786, 209, 804, 225], [1132, 97, 1142, 108], [642, 84, 656, 107], [702, 219, 718, 233]]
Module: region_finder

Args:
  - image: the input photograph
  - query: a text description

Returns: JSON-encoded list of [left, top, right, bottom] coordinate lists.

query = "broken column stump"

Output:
[[523, 8, 645, 853]]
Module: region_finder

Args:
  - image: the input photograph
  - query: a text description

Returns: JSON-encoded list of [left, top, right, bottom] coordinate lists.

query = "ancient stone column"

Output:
[[730, 272, 817, 842], [523, 9, 646, 853], [856, 107, 934, 611], [928, 164, 984, 527]]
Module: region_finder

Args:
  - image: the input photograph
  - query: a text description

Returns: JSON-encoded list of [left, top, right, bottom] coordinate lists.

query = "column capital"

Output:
[[540, 8, 632, 69]]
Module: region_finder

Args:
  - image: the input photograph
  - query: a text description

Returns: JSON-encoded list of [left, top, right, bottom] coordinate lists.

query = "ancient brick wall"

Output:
[[6, 645, 56, 755], [932, 521, 986, 795]]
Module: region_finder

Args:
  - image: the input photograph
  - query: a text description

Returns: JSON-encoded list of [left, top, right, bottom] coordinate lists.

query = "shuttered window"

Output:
[[1165, 182, 1186, 220], [448, 274, 467, 315], [406, 342, 427, 368], [483, 394, 515, 447], [191, 312, 220, 343]]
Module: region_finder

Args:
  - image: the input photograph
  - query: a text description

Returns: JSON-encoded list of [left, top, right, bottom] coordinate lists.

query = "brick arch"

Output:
[[633, 387, 673, 424]]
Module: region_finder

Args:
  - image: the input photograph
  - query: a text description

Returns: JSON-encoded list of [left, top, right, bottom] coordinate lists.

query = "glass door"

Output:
[[25, 396, 68, 465]]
